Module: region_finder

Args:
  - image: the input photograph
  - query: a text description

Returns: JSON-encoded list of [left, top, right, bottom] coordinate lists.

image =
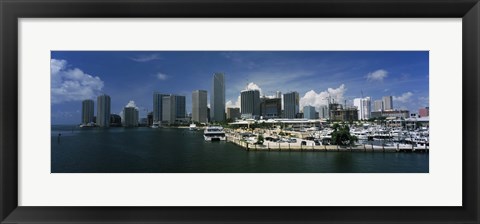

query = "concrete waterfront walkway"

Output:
[[225, 134, 429, 153]]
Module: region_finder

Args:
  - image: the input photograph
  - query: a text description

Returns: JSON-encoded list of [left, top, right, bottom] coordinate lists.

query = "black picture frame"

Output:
[[1, 0, 479, 223]]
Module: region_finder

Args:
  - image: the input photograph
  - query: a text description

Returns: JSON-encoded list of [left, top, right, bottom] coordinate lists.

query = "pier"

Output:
[[226, 134, 429, 153]]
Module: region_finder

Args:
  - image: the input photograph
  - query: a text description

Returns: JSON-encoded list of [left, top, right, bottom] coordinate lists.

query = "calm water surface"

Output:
[[51, 125, 429, 173]]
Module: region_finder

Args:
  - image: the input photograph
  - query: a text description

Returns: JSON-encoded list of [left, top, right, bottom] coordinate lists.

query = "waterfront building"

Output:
[[353, 97, 371, 120], [192, 90, 208, 123], [96, 94, 111, 127], [147, 112, 153, 127], [110, 114, 122, 127], [241, 89, 260, 119], [329, 103, 358, 122], [81, 99, 94, 125], [275, 91, 282, 99], [211, 72, 225, 122], [419, 107, 429, 117], [174, 95, 186, 119], [319, 105, 329, 119], [303, 105, 316, 119], [383, 96, 393, 111], [371, 110, 410, 119], [123, 106, 139, 127], [260, 97, 282, 119], [226, 107, 241, 120], [153, 92, 168, 123], [162, 95, 176, 125], [283, 91, 299, 119], [374, 100, 384, 112]]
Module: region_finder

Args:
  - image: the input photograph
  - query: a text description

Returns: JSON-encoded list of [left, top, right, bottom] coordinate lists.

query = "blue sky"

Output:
[[51, 51, 429, 124]]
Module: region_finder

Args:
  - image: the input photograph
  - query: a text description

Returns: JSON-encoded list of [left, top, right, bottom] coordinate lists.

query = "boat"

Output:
[[204, 126, 226, 141], [151, 122, 160, 128], [189, 123, 197, 131]]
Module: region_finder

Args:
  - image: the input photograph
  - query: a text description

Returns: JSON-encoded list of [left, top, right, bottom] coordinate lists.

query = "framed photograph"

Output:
[[1, 0, 479, 223]]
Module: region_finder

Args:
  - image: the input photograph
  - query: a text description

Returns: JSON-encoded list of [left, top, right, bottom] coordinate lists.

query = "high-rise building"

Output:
[[81, 99, 94, 125], [110, 114, 122, 127], [147, 112, 153, 127], [211, 73, 225, 122], [275, 91, 282, 99], [240, 89, 260, 118], [319, 105, 329, 119], [96, 94, 111, 127], [226, 107, 241, 120], [353, 97, 371, 120], [153, 92, 168, 123], [260, 97, 282, 119], [123, 106, 139, 127], [174, 95, 186, 119], [383, 96, 393, 111], [162, 95, 176, 125], [303, 105, 316, 119], [374, 100, 384, 112], [192, 90, 208, 123], [283, 92, 299, 119]]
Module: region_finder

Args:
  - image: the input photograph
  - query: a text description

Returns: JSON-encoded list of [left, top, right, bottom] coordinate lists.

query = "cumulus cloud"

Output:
[[51, 59, 104, 104], [299, 84, 347, 109], [393, 92, 414, 103], [156, 73, 168, 80], [226, 95, 241, 109], [130, 54, 161, 62], [245, 82, 262, 94], [125, 100, 138, 109], [366, 69, 388, 82]]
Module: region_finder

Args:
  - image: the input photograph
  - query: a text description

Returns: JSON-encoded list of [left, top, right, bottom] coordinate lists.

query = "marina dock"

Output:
[[225, 134, 429, 153]]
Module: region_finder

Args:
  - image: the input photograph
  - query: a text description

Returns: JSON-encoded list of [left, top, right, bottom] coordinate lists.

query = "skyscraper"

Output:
[[226, 107, 241, 120], [153, 92, 168, 123], [319, 105, 329, 119], [240, 89, 260, 118], [123, 106, 139, 127], [192, 90, 208, 123], [383, 96, 393, 111], [96, 94, 111, 127], [260, 97, 281, 119], [374, 100, 384, 112], [211, 73, 225, 122], [353, 97, 371, 120], [303, 105, 316, 119], [283, 92, 299, 119], [81, 99, 94, 125], [162, 95, 176, 125], [174, 95, 186, 119]]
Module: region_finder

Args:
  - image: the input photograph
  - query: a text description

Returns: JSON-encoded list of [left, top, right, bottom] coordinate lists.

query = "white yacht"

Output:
[[189, 123, 197, 131], [204, 126, 226, 141], [151, 122, 160, 128]]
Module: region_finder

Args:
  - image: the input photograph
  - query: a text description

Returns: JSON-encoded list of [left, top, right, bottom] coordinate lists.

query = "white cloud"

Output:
[[130, 54, 161, 62], [393, 92, 414, 103], [299, 84, 347, 109], [245, 82, 262, 94], [156, 73, 168, 80], [226, 95, 241, 109], [51, 59, 104, 104], [367, 69, 388, 82], [125, 100, 138, 109]]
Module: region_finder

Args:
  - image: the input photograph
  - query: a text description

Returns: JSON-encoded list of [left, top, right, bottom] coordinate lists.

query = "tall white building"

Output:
[[353, 97, 371, 120], [374, 100, 384, 112], [192, 90, 208, 123], [211, 73, 225, 122], [96, 94, 111, 127], [383, 96, 393, 111]]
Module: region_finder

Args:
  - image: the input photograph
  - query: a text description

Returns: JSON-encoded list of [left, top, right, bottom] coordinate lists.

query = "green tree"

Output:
[[331, 124, 358, 146], [256, 134, 264, 144]]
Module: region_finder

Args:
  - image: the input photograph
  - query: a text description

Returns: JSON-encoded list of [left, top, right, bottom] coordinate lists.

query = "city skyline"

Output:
[[51, 51, 429, 124]]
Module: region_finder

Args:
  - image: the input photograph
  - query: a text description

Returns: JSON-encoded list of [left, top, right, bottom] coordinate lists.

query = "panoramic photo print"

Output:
[[51, 51, 429, 173]]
